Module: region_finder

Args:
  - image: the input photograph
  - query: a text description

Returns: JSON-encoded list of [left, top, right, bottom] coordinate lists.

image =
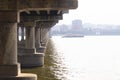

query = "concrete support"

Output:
[[18, 22, 44, 67], [18, 22, 36, 54], [19, 12, 61, 67], [40, 28, 49, 46], [35, 27, 41, 48], [43, 28, 50, 43], [37, 21, 57, 54], [39, 21, 57, 47], [0, 23, 18, 69], [40, 27, 47, 47], [0, 0, 78, 79], [25, 23, 35, 49], [0, 11, 37, 80], [35, 27, 45, 53]]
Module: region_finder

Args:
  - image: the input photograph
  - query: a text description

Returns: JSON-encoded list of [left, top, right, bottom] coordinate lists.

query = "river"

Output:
[[22, 36, 120, 80]]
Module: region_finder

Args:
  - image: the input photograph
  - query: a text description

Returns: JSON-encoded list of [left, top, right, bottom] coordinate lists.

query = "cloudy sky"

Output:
[[58, 0, 120, 25]]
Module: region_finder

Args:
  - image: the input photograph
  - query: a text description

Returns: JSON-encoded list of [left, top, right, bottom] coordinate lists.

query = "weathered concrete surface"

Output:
[[35, 27, 46, 53], [0, 64, 20, 76], [25, 23, 35, 49], [36, 47, 46, 53], [20, 12, 63, 22], [18, 53, 44, 67], [0, 0, 78, 79], [0, 23, 17, 65], [0, 0, 78, 10], [42, 28, 50, 43], [18, 48, 36, 54], [0, 73, 37, 80], [35, 27, 41, 48], [38, 21, 57, 47], [0, 11, 37, 80], [18, 21, 45, 68], [0, 11, 19, 22]]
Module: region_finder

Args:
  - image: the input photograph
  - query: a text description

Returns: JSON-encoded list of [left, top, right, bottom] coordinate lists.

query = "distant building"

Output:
[[71, 20, 83, 34]]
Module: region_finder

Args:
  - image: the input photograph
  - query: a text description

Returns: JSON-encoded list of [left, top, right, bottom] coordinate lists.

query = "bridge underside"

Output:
[[0, 0, 78, 80]]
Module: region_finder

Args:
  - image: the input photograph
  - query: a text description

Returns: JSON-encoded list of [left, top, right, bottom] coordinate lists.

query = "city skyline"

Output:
[[57, 0, 120, 25], [51, 19, 120, 36]]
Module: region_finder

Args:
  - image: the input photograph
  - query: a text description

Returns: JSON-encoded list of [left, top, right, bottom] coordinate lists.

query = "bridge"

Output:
[[0, 0, 78, 80]]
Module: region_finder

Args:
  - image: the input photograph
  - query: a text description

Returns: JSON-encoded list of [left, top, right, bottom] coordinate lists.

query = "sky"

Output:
[[58, 0, 120, 25]]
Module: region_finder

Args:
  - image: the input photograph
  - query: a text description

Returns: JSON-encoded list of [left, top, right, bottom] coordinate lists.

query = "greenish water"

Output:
[[21, 36, 120, 80], [22, 39, 59, 80]]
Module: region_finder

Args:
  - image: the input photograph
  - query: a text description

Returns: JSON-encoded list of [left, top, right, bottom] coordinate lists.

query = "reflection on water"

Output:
[[22, 36, 120, 80], [52, 36, 120, 80], [22, 39, 58, 80]]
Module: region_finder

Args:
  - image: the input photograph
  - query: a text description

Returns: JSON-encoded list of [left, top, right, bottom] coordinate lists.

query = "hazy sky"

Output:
[[58, 0, 120, 25]]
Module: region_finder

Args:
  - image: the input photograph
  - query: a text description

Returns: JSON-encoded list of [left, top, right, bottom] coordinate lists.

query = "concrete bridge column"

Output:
[[0, 20, 19, 77], [44, 28, 51, 42], [40, 21, 57, 47], [35, 25, 45, 53], [25, 22, 36, 49], [18, 22, 44, 67], [0, 11, 37, 80], [40, 27, 43, 46], [40, 24, 49, 47], [41, 27, 50, 46], [35, 27, 41, 48]]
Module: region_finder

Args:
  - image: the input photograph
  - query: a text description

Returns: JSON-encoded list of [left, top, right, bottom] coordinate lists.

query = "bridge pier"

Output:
[[0, 0, 78, 79], [40, 27, 48, 47], [35, 27, 41, 48], [0, 11, 37, 80], [42, 28, 51, 45], [39, 21, 58, 47], [25, 22, 36, 52], [37, 21, 57, 53], [35, 24, 46, 53], [18, 22, 44, 67]]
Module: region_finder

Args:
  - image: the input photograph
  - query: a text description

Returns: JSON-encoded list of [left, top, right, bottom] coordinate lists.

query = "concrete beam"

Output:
[[21, 15, 63, 22], [20, 12, 63, 22], [37, 21, 58, 28], [0, 0, 78, 10]]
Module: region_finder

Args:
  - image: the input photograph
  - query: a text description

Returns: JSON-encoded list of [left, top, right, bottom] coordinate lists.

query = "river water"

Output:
[[22, 36, 120, 80]]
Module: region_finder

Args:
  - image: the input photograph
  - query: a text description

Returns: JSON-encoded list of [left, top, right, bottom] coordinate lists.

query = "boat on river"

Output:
[[62, 34, 84, 38]]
